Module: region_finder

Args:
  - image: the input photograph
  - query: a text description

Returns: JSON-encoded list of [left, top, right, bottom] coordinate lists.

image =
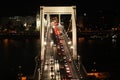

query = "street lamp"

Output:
[[68, 41, 71, 45], [77, 55, 81, 75]]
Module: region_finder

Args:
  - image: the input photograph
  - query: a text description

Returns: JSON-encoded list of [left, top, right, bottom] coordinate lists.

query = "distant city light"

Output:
[[21, 76, 27, 80], [83, 13, 86, 16], [24, 22, 27, 27]]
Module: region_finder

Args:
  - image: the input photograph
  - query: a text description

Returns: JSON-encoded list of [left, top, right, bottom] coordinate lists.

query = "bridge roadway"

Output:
[[40, 24, 87, 80]]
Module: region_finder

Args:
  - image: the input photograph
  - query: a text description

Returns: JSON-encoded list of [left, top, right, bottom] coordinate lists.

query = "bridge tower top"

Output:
[[40, 6, 76, 14]]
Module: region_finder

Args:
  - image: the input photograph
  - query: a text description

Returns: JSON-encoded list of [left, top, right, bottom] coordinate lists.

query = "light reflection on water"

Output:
[[77, 37, 120, 79], [0, 38, 40, 80], [78, 37, 85, 44], [3, 39, 8, 47], [0, 37, 119, 79]]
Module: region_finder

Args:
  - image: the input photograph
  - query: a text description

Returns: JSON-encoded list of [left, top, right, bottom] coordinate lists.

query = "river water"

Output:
[[0, 37, 120, 80], [0, 38, 40, 80]]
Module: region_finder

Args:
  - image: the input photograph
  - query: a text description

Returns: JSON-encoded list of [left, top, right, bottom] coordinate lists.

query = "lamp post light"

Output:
[[68, 41, 71, 45], [70, 46, 73, 55], [77, 55, 81, 76], [77, 55, 80, 67]]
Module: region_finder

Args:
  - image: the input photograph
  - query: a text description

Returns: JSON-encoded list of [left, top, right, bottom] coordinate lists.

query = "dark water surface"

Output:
[[77, 37, 120, 79], [0, 37, 120, 80], [0, 38, 40, 80]]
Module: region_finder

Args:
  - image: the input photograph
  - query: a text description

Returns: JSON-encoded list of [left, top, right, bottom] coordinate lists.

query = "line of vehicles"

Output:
[[51, 25, 73, 79], [43, 20, 75, 79]]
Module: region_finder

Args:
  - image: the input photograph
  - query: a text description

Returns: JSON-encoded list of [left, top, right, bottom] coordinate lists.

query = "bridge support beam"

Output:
[[40, 6, 45, 61], [71, 6, 77, 60]]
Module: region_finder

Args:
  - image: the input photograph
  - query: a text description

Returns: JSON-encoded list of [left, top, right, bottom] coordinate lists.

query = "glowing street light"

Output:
[[70, 46, 73, 49], [68, 41, 71, 45], [44, 41, 47, 45]]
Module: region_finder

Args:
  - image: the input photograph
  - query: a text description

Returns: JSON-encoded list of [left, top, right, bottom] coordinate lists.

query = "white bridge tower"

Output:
[[40, 6, 77, 61]]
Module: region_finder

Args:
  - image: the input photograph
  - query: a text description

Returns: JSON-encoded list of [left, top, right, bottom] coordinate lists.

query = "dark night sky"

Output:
[[0, 0, 119, 16]]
